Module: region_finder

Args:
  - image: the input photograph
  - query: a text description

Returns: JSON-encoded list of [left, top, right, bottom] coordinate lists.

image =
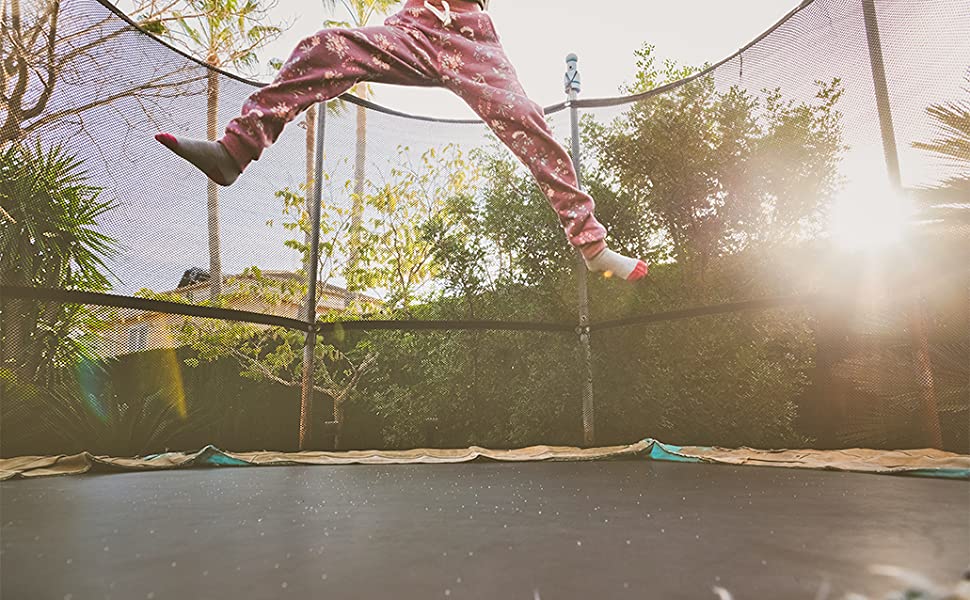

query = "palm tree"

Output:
[[835, 82, 970, 449], [912, 80, 970, 226], [156, 0, 284, 301], [913, 83, 970, 168], [322, 0, 402, 300], [0, 141, 118, 385], [907, 82, 970, 448]]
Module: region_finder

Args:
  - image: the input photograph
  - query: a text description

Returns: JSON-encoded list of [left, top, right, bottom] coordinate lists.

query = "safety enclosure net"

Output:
[[2, 0, 968, 456]]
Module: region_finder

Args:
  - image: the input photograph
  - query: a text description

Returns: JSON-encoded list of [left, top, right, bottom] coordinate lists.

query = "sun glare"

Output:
[[829, 177, 915, 253]]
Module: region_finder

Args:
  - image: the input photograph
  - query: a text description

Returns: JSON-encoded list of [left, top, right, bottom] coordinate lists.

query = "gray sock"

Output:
[[155, 133, 240, 186]]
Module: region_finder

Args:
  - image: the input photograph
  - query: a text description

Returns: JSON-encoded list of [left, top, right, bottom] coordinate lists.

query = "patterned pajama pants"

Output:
[[221, 0, 607, 255]]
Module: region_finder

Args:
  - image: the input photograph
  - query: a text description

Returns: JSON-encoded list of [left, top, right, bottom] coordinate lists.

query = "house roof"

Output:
[[112, 271, 382, 325], [164, 270, 382, 304]]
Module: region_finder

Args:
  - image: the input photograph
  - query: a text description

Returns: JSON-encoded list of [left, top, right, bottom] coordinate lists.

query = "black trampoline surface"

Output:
[[1, 461, 967, 600]]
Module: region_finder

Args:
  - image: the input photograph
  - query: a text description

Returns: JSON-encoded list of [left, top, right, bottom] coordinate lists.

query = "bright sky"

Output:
[[250, 0, 801, 119]]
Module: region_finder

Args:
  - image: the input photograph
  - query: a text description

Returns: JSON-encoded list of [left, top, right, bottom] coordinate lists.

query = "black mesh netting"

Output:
[[0, 299, 583, 455], [1, 0, 968, 454]]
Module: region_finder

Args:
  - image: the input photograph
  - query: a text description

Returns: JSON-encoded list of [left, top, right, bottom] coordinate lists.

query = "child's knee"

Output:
[[304, 29, 355, 59]]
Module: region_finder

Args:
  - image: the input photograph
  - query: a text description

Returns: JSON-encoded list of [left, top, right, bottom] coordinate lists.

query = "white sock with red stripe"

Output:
[[585, 248, 649, 281]]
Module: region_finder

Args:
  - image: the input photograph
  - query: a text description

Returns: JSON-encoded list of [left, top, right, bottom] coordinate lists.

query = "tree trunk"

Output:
[[808, 285, 853, 449], [206, 67, 222, 301], [908, 296, 943, 448], [0, 226, 26, 376], [0, 0, 25, 143], [346, 87, 367, 305], [333, 395, 345, 449], [0, 297, 27, 378]]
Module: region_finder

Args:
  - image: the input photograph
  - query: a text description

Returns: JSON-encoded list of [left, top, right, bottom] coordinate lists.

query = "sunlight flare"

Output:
[[829, 176, 915, 253]]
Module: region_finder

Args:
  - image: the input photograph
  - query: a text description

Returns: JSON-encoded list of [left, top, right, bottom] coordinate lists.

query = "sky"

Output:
[[247, 0, 801, 119]]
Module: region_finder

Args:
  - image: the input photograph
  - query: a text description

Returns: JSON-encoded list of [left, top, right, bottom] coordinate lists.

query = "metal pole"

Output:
[[299, 101, 326, 450], [566, 53, 596, 447], [861, 0, 900, 188], [862, 0, 942, 448]]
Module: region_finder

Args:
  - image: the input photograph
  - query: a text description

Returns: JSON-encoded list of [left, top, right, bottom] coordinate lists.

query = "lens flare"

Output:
[[76, 358, 109, 422], [829, 176, 915, 253], [159, 345, 188, 420]]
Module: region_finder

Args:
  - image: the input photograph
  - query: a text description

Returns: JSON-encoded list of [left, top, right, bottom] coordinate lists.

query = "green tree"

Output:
[[826, 81, 970, 450], [455, 143, 639, 298], [353, 144, 476, 308], [912, 78, 970, 225], [1, 0, 205, 144], [275, 143, 479, 311], [169, 143, 476, 447], [154, 0, 284, 301], [592, 45, 845, 286], [320, 0, 403, 299], [0, 141, 118, 385]]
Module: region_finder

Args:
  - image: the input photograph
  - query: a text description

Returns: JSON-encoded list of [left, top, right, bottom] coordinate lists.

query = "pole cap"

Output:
[[565, 53, 581, 94]]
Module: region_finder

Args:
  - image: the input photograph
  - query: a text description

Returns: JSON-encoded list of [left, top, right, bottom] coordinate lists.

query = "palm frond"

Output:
[[912, 82, 970, 168]]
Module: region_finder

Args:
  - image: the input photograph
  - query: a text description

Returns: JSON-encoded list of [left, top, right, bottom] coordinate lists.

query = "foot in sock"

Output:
[[155, 134, 241, 187], [585, 248, 649, 281]]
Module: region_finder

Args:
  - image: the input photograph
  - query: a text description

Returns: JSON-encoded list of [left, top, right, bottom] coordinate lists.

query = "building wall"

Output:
[[95, 287, 376, 358]]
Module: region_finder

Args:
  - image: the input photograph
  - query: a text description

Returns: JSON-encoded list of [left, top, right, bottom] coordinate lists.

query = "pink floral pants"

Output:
[[221, 0, 607, 255]]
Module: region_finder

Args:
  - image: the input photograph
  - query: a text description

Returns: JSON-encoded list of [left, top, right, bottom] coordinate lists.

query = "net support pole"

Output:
[[862, 0, 942, 448], [861, 0, 900, 189], [566, 53, 596, 447], [299, 102, 327, 450]]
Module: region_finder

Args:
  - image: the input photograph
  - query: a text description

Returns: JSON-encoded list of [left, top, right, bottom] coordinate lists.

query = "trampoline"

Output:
[[2, 0, 970, 598], [1, 460, 968, 599]]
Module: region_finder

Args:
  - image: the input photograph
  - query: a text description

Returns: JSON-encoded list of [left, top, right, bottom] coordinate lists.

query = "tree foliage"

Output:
[[156, 0, 284, 71], [0, 0, 206, 144], [912, 78, 970, 224], [0, 142, 213, 458], [168, 143, 479, 444], [592, 45, 846, 284], [823, 81, 970, 449], [8, 16, 964, 455], [0, 141, 118, 384]]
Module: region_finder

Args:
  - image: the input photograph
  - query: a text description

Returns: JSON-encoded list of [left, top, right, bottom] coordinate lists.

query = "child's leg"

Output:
[[442, 43, 647, 280], [221, 26, 437, 170], [158, 25, 438, 182]]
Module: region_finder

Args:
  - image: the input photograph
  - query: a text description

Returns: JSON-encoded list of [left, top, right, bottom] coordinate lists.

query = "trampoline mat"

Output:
[[1, 460, 967, 599]]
